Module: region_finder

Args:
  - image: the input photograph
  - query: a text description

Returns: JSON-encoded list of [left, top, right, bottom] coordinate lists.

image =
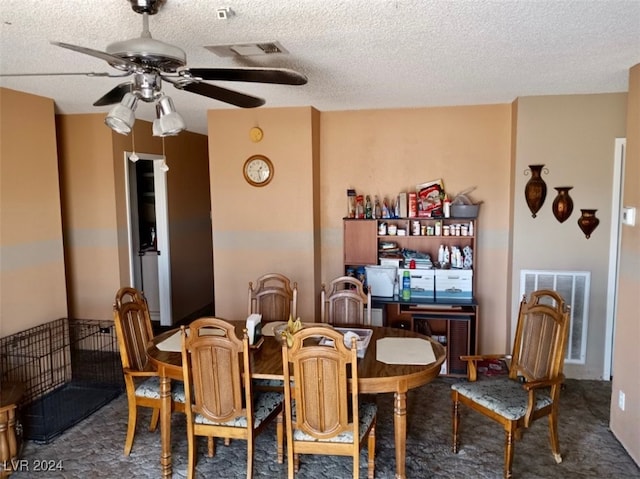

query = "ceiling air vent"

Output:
[[205, 42, 289, 57]]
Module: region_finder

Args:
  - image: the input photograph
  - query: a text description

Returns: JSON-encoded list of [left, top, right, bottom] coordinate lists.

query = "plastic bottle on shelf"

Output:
[[402, 271, 411, 300], [365, 195, 373, 219], [443, 195, 451, 218], [356, 195, 364, 218], [438, 244, 445, 264], [469, 221, 474, 236], [374, 196, 382, 219]]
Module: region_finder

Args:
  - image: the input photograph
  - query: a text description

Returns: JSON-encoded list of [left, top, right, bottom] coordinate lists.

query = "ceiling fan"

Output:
[[3, 0, 307, 112]]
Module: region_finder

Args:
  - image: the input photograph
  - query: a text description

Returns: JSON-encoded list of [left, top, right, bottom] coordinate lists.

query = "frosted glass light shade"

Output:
[[105, 93, 138, 135], [152, 95, 186, 136]]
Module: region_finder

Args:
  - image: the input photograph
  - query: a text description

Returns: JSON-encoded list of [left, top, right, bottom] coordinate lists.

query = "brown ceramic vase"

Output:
[[577, 209, 599, 239], [524, 164, 547, 218], [552, 187, 574, 223]]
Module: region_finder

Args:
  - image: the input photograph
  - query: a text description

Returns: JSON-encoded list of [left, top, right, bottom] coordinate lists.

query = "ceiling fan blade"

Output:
[[93, 83, 134, 106], [0, 71, 122, 77], [184, 67, 307, 85], [51, 41, 140, 71], [175, 81, 265, 108]]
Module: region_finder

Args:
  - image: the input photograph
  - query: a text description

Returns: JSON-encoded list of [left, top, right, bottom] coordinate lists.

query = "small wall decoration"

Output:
[[524, 164, 548, 218], [577, 209, 600, 239], [552, 186, 574, 223]]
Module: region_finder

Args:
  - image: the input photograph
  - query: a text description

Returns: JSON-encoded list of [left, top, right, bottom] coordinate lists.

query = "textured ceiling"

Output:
[[1, 0, 639, 135]]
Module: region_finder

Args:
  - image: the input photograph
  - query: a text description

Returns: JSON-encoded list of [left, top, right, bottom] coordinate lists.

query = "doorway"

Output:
[[124, 152, 173, 326]]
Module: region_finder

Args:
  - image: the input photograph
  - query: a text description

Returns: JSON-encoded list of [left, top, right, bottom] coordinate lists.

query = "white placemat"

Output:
[[376, 337, 436, 365], [156, 331, 181, 352], [155, 328, 224, 352], [261, 321, 287, 336]]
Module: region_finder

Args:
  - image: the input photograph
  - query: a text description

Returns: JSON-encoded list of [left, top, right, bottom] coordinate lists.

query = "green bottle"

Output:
[[402, 271, 411, 300]]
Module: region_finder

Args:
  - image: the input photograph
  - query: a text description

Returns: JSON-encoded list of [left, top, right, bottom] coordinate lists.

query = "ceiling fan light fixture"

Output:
[[153, 95, 186, 136], [105, 92, 138, 134]]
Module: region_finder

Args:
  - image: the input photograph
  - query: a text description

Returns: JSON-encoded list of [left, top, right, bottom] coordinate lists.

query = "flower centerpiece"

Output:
[[275, 315, 303, 347]]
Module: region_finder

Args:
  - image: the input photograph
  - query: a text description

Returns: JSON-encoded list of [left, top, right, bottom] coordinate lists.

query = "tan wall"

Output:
[[320, 105, 513, 353], [610, 64, 640, 464], [209, 104, 512, 352], [208, 107, 319, 322], [0, 88, 67, 336], [512, 94, 628, 379], [57, 114, 121, 320], [59, 115, 212, 321], [163, 132, 214, 319]]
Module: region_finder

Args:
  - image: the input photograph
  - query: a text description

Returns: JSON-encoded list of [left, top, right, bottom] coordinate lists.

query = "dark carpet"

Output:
[[12, 378, 640, 478]]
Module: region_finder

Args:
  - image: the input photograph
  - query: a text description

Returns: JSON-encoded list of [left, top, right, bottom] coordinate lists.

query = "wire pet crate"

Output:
[[0, 318, 124, 443]]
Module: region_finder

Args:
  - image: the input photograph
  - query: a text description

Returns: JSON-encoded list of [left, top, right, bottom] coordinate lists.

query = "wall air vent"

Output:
[[519, 269, 590, 364], [205, 42, 288, 57]]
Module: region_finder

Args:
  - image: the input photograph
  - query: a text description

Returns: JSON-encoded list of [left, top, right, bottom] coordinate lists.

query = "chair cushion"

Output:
[[135, 376, 185, 403], [253, 378, 285, 389], [451, 378, 553, 420], [292, 402, 377, 443], [195, 391, 283, 428]]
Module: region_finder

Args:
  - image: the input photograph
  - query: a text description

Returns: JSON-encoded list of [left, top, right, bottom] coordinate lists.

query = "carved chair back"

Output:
[[113, 289, 155, 373], [248, 273, 298, 322], [510, 289, 569, 384], [281, 326, 376, 478], [320, 276, 371, 326], [181, 317, 248, 423]]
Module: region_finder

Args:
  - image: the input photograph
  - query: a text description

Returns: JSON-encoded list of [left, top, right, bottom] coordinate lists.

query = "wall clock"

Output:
[[243, 155, 273, 187]]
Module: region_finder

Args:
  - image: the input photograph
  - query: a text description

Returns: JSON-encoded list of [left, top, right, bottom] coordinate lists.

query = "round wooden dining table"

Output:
[[147, 322, 445, 479]]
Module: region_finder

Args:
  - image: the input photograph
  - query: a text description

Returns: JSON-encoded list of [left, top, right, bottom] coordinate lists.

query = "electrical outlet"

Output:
[[618, 390, 626, 411]]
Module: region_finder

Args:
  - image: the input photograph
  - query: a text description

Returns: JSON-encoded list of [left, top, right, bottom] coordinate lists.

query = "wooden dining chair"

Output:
[[451, 289, 570, 479], [180, 317, 284, 479], [320, 276, 372, 326], [248, 273, 298, 322], [112, 286, 185, 455], [248, 273, 299, 391], [281, 326, 376, 479]]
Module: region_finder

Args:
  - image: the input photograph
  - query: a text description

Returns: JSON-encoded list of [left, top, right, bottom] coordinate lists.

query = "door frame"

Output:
[[604, 138, 626, 379], [124, 151, 173, 326]]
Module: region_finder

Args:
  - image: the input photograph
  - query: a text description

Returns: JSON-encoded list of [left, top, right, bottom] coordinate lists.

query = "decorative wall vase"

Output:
[[552, 187, 574, 223], [578, 209, 600, 239], [524, 164, 548, 218]]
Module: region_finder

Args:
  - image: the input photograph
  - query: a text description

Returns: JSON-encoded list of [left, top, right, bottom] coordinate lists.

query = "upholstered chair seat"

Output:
[[291, 402, 377, 444], [194, 391, 283, 428], [135, 377, 186, 403], [452, 379, 552, 421]]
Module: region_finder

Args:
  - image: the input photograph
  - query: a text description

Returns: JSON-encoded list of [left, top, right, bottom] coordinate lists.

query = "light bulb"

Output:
[[160, 160, 169, 172], [129, 152, 139, 162]]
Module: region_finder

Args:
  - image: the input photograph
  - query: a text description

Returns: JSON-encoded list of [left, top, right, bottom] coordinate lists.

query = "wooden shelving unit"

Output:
[[343, 217, 479, 376]]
